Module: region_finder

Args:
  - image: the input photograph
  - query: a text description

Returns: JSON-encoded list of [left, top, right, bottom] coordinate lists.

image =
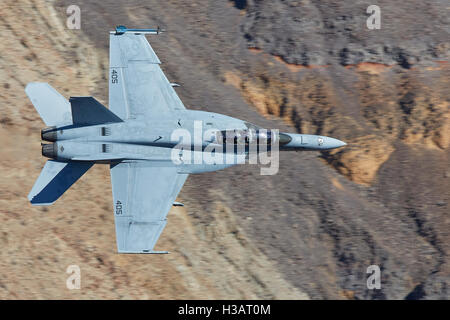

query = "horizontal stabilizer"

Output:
[[25, 83, 72, 126], [70, 97, 123, 126], [28, 160, 93, 205]]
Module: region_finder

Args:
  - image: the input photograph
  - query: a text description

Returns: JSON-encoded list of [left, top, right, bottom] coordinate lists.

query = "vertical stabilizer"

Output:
[[25, 83, 72, 126], [70, 97, 123, 126]]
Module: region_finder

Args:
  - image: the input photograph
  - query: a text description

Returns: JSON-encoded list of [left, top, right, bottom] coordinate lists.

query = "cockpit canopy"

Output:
[[215, 129, 273, 145]]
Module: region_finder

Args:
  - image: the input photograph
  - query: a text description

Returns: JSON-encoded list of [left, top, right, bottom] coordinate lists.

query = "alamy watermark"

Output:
[[366, 265, 381, 289], [170, 121, 280, 175], [366, 5, 381, 30], [66, 5, 81, 30], [66, 264, 81, 290]]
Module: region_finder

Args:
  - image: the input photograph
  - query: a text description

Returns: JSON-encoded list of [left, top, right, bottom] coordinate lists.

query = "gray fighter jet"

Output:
[[26, 26, 346, 253]]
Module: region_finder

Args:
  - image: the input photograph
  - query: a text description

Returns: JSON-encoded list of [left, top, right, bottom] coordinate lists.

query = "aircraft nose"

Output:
[[323, 137, 347, 149], [280, 133, 346, 150]]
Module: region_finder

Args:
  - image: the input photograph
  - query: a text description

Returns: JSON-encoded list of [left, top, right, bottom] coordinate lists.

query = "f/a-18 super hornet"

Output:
[[26, 26, 346, 253]]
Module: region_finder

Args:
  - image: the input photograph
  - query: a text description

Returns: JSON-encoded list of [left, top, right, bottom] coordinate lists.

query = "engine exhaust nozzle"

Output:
[[41, 126, 57, 142], [42, 143, 57, 159]]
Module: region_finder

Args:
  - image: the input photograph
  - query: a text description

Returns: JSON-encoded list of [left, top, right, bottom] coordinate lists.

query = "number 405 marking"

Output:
[[115, 200, 123, 215], [111, 69, 119, 84]]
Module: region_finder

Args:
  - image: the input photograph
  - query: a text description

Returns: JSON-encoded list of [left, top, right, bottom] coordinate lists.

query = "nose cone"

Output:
[[323, 137, 347, 149], [280, 133, 346, 150]]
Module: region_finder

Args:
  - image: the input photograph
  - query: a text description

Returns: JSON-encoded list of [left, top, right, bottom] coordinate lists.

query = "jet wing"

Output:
[[109, 33, 185, 120], [110, 161, 188, 253]]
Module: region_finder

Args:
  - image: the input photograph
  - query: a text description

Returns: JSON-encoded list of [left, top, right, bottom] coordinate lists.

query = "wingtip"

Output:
[[25, 82, 35, 93], [25, 82, 46, 89], [25, 82, 50, 96], [117, 250, 170, 254], [28, 194, 55, 206]]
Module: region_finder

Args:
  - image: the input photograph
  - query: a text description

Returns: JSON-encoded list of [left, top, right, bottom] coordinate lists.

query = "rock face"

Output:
[[0, 0, 308, 300], [235, 0, 450, 186], [230, 59, 449, 185], [242, 0, 450, 67], [0, 0, 448, 299]]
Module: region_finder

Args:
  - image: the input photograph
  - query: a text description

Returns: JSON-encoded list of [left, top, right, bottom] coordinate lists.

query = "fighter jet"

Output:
[[26, 26, 346, 253]]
